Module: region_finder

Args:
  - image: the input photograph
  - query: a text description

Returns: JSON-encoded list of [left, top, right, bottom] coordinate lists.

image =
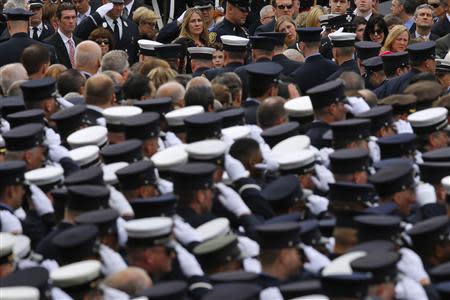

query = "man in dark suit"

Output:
[[123, 0, 144, 20], [74, 0, 139, 63], [74, 0, 93, 25], [44, 2, 81, 69], [291, 27, 338, 95], [255, 0, 294, 33], [29, 0, 54, 41], [374, 41, 437, 99], [432, 3, 450, 38], [436, 33, 450, 58], [354, 0, 380, 21], [409, 4, 440, 41], [327, 31, 360, 81], [0, 8, 57, 67]]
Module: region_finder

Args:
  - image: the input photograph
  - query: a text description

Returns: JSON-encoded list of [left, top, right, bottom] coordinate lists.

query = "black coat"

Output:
[[290, 54, 338, 95], [156, 20, 180, 44], [242, 98, 260, 125], [35, 221, 74, 260], [176, 205, 216, 228], [204, 61, 244, 81], [0, 32, 57, 67], [74, 12, 139, 63], [374, 69, 421, 99], [209, 18, 249, 43], [432, 16, 450, 39], [192, 66, 209, 77], [272, 54, 303, 76], [127, 0, 144, 20], [306, 121, 331, 149], [31, 22, 54, 41], [326, 59, 360, 81], [43, 33, 82, 69], [254, 18, 275, 34], [408, 24, 440, 41]]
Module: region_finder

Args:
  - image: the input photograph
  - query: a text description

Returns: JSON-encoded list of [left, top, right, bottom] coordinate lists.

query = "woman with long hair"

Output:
[[363, 15, 388, 45], [173, 8, 210, 74], [381, 25, 409, 54], [275, 16, 298, 49]]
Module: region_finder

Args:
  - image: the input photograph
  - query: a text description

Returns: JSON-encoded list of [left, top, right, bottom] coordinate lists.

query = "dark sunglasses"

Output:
[[430, 3, 439, 8], [372, 29, 383, 35], [277, 4, 293, 9], [95, 39, 109, 45]]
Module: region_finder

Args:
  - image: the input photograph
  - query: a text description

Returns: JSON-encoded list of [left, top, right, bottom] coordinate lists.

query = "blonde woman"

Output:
[[132, 7, 159, 40], [148, 67, 178, 90], [381, 25, 409, 54], [305, 5, 324, 27], [173, 8, 210, 74], [275, 16, 298, 49]]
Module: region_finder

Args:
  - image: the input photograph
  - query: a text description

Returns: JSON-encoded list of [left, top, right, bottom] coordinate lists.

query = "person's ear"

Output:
[[23, 151, 33, 168]]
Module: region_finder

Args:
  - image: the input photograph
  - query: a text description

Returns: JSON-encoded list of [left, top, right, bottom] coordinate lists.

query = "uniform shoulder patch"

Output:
[[209, 32, 217, 44]]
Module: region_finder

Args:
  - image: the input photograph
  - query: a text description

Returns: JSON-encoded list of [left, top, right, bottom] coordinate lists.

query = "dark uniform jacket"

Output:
[[31, 22, 54, 41], [254, 18, 275, 34], [0, 32, 57, 67], [326, 59, 360, 81], [290, 53, 338, 95], [241, 98, 260, 125], [176, 205, 216, 228], [204, 61, 245, 81], [374, 68, 421, 99], [432, 16, 450, 39], [209, 17, 249, 44], [306, 121, 331, 149], [44, 33, 82, 69], [192, 66, 210, 77], [272, 54, 303, 76], [74, 12, 139, 63], [35, 221, 74, 259]]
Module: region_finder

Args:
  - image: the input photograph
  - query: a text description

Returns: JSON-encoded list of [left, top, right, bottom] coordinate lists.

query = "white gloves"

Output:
[[257, 142, 279, 172], [225, 154, 249, 182], [0, 210, 22, 233], [344, 96, 370, 115], [107, 185, 134, 218], [96, 117, 106, 127], [415, 183, 437, 207], [30, 184, 54, 216], [302, 244, 331, 274], [397, 247, 430, 283], [311, 164, 334, 193], [56, 97, 74, 108], [173, 216, 202, 246], [14, 207, 26, 220], [101, 286, 130, 300], [51, 287, 73, 300], [45, 127, 61, 146], [1, 118, 10, 133], [395, 120, 414, 134], [259, 287, 284, 300], [216, 182, 251, 217], [116, 217, 128, 247], [41, 259, 59, 272], [248, 124, 265, 144], [164, 131, 183, 148], [176, 10, 187, 23], [395, 275, 428, 300], [414, 150, 423, 164], [317, 147, 334, 168], [157, 178, 173, 194], [237, 236, 259, 258], [49, 144, 71, 163], [96, 2, 114, 18], [243, 258, 261, 273], [99, 244, 128, 276], [368, 138, 380, 163], [175, 244, 204, 277], [306, 194, 329, 216]]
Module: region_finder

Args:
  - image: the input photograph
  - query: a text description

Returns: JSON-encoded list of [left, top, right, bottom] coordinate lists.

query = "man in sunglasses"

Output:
[[431, 0, 450, 38], [255, 0, 295, 33], [210, 0, 250, 43]]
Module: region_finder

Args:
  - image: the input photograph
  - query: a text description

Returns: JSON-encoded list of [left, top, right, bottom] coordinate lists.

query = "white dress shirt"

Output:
[[105, 15, 123, 39]]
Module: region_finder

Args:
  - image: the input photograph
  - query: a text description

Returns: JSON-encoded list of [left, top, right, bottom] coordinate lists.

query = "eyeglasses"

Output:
[[277, 4, 293, 9], [372, 29, 383, 35], [429, 3, 439, 8], [95, 39, 109, 45]]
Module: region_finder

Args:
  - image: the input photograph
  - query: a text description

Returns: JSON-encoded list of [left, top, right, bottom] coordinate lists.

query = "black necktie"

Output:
[[113, 19, 120, 42], [32, 27, 39, 40]]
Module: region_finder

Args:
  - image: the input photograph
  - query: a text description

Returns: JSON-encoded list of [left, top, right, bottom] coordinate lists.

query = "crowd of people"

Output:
[[0, 0, 450, 299]]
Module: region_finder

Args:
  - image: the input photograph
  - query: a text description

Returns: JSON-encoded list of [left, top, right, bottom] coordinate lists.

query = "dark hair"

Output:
[[21, 44, 50, 75], [229, 138, 260, 165], [353, 16, 367, 27], [122, 74, 151, 100], [363, 15, 388, 45], [257, 96, 286, 129], [404, 0, 419, 15], [248, 78, 276, 98], [185, 85, 214, 111], [56, 2, 76, 19], [89, 27, 115, 51], [57, 69, 86, 96]]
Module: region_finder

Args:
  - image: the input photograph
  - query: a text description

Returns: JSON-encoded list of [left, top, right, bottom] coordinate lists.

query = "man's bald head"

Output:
[[155, 81, 185, 108], [103, 267, 152, 295], [84, 74, 115, 107], [75, 40, 102, 72], [257, 96, 287, 129]]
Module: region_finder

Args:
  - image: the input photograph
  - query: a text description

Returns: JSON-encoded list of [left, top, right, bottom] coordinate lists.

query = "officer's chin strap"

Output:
[[168, 0, 175, 23], [151, 0, 164, 30]]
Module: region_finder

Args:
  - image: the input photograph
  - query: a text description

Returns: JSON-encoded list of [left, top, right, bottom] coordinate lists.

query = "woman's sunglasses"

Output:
[[95, 39, 110, 45], [277, 4, 293, 9]]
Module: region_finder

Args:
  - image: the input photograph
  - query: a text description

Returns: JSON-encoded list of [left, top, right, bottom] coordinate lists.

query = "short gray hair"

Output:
[[75, 41, 102, 69], [101, 50, 130, 74], [260, 5, 274, 18], [414, 4, 433, 17], [0, 63, 27, 95]]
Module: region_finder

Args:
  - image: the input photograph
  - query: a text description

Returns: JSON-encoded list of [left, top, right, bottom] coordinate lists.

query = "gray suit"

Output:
[[436, 33, 450, 59]]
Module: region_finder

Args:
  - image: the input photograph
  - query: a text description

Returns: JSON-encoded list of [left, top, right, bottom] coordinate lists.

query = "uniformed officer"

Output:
[[0, 161, 27, 229], [241, 61, 283, 125], [188, 46, 215, 77], [28, 0, 54, 41], [154, 44, 185, 73], [354, 40, 381, 75], [291, 27, 339, 95], [329, 148, 371, 184], [102, 105, 143, 145], [115, 159, 160, 200], [305, 79, 347, 149], [374, 41, 437, 99], [123, 112, 160, 158], [50, 105, 89, 144], [164, 105, 205, 143], [0, 8, 57, 67], [355, 105, 395, 138], [74, 0, 139, 63], [204, 35, 249, 81], [376, 133, 418, 160], [100, 139, 144, 164], [209, 0, 250, 43], [362, 56, 386, 89], [323, 118, 371, 150], [137, 39, 162, 62], [327, 31, 360, 81], [380, 51, 410, 79]]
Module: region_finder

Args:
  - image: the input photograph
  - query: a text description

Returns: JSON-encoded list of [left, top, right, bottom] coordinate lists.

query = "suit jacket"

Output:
[[374, 69, 421, 99], [32, 22, 54, 41], [327, 59, 360, 81], [432, 16, 450, 39], [436, 33, 450, 59], [0, 32, 57, 67], [408, 24, 440, 41], [272, 54, 303, 76], [44, 32, 82, 69], [254, 18, 275, 34], [127, 0, 144, 20], [74, 12, 139, 63], [290, 54, 338, 95]]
